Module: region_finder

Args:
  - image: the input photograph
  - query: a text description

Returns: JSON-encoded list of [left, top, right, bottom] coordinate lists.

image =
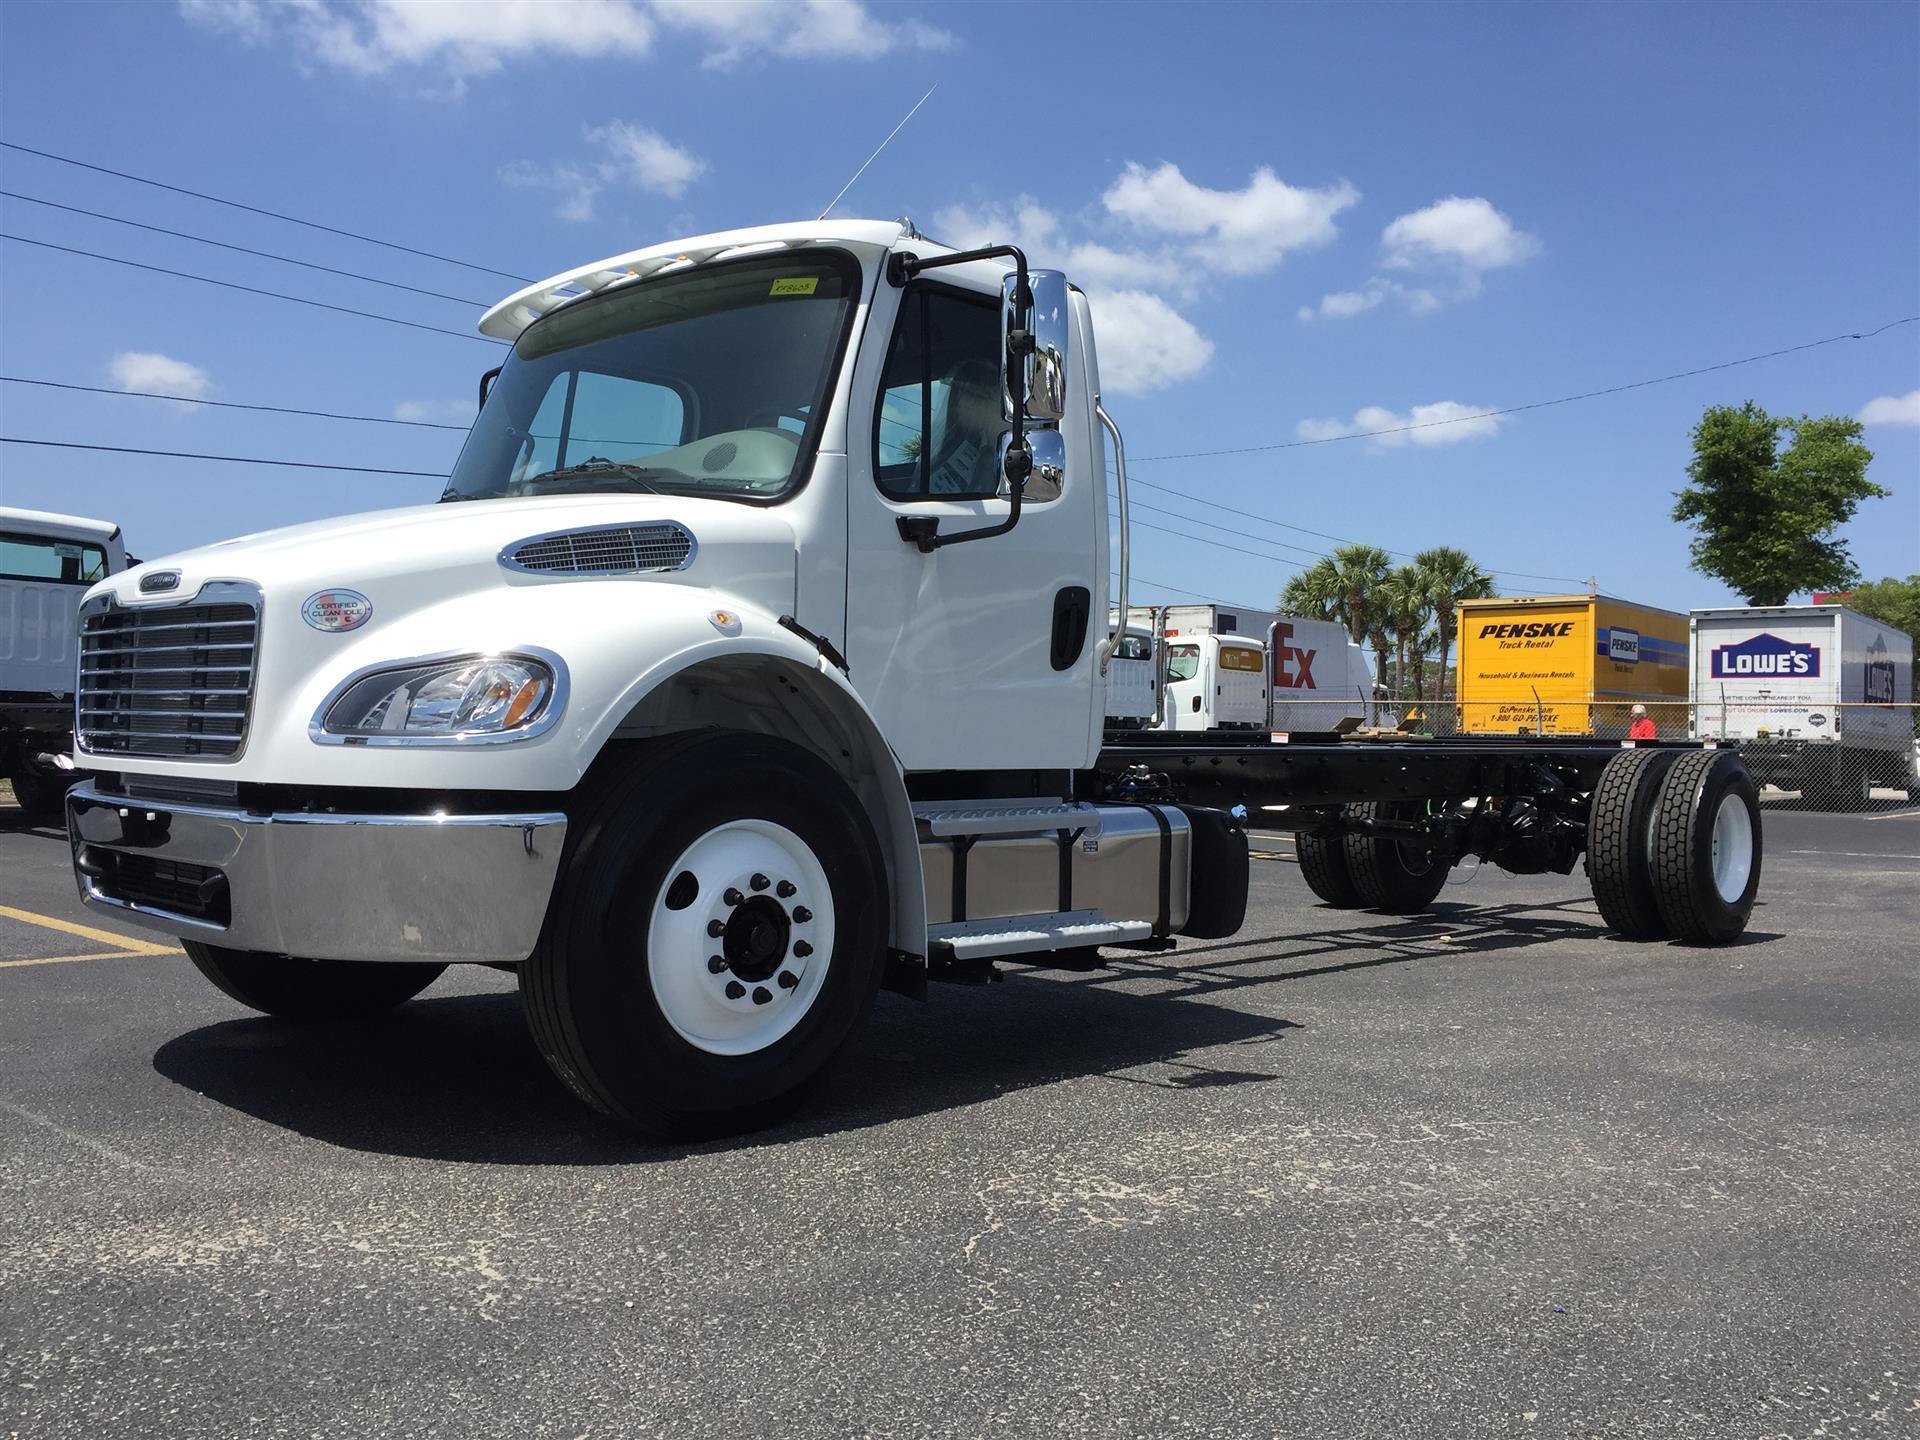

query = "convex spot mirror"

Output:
[[1002, 269, 1070, 425], [996, 428, 1066, 499]]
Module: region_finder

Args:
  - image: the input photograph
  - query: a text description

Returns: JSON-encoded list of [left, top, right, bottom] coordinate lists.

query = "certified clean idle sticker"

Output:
[[302, 589, 373, 632]]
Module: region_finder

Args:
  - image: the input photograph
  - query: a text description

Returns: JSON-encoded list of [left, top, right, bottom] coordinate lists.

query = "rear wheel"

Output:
[[1296, 830, 1362, 908], [1649, 750, 1762, 944], [183, 942, 446, 1020], [1341, 801, 1450, 913], [520, 733, 887, 1138], [7, 762, 72, 824], [1586, 748, 1681, 938]]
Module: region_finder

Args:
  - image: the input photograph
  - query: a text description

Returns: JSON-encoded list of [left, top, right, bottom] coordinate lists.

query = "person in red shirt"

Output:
[[1628, 703, 1658, 741]]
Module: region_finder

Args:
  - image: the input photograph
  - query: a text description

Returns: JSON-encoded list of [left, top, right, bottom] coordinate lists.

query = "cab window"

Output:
[[0, 532, 109, 584], [875, 286, 1004, 501], [1220, 646, 1264, 673], [1114, 634, 1153, 661], [1166, 644, 1200, 682]]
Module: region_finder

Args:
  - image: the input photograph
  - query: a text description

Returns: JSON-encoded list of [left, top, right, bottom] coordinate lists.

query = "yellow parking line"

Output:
[[0, 903, 177, 956], [0, 950, 170, 969]]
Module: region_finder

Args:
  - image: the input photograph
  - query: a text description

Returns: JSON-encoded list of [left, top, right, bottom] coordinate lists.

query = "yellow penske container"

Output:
[[1455, 595, 1688, 735]]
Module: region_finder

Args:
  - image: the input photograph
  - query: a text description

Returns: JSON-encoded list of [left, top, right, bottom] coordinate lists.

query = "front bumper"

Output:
[[66, 781, 567, 963]]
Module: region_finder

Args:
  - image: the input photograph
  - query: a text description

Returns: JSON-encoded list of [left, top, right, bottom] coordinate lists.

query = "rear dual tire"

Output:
[[1297, 802, 1449, 914]]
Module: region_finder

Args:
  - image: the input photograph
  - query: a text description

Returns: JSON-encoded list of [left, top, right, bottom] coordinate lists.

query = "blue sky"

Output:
[[0, 0, 1915, 615]]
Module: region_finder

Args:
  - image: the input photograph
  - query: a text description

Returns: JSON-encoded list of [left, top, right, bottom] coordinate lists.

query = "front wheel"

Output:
[[183, 942, 446, 1020], [520, 733, 887, 1138]]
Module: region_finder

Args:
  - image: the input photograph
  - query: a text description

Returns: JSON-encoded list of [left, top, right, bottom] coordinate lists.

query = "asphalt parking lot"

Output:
[[3, 797, 1917, 1439]]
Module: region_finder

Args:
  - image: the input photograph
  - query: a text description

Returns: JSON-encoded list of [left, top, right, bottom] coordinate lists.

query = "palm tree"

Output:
[[1378, 564, 1432, 699], [1279, 558, 1342, 622], [1327, 544, 1392, 718], [1415, 546, 1496, 702]]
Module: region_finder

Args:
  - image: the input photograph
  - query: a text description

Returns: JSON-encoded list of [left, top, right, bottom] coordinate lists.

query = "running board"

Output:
[[927, 910, 1155, 961], [912, 798, 1105, 840]]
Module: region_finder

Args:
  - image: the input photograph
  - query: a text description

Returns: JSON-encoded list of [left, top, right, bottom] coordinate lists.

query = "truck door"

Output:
[[843, 275, 1103, 771]]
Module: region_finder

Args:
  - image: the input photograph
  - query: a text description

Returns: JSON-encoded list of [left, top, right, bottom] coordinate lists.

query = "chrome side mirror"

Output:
[[997, 427, 1066, 499], [1002, 269, 1070, 425]]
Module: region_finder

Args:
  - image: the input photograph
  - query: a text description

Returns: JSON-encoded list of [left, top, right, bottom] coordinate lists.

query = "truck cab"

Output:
[[1163, 634, 1268, 731]]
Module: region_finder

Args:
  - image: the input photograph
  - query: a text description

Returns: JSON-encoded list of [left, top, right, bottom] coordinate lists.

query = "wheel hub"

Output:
[[722, 896, 791, 983]]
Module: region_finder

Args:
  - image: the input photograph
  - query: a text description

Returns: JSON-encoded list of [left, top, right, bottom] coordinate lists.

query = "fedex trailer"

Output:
[[1690, 605, 1915, 804]]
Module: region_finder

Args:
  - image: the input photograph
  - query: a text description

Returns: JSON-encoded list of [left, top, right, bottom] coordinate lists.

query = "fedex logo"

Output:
[[1709, 632, 1820, 679], [1271, 623, 1319, 690]]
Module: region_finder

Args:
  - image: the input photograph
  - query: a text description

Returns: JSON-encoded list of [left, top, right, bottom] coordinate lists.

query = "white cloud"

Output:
[[1381, 195, 1539, 273], [180, 0, 945, 79], [1100, 162, 1359, 274], [652, 0, 951, 68], [1859, 389, 1920, 427], [1090, 292, 1215, 395], [1298, 278, 1442, 323], [503, 120, 704, 220], [1296, 401, 1504, 448], [109, 352, 212, 408], [394, 399, 474, 425]]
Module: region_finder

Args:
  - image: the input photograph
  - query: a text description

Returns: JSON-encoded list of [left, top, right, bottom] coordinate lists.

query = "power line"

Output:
[[0, 139, 531, 284], [1132, 316, 1920, 462], [0, 376, 472, 431], [0, 190, 487, 307], [0, 436, 446, 478], [0, 233, 504, 346]]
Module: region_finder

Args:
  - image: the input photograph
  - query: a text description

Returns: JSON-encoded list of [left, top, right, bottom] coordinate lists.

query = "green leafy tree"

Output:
[[1328, 544, 1393, 696], [1672, 402, 1885, 605], [1379, 564, 1432, 699], [1415, 546, 1495, 701], [1830, 575, 1920, 638], [1279, 558, 1343, 622]]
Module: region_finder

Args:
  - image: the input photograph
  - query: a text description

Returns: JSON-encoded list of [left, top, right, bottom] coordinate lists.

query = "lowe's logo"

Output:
[[1710, 632, 1820, 679], [1865, 636, 1896, 704], [1607, 628, 1640, 664]]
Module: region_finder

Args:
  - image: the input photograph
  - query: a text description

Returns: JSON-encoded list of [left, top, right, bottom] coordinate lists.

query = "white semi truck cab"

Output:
[[66, 219, 1767, 1136]]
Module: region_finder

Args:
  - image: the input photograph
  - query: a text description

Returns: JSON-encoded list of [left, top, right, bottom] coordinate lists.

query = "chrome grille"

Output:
[[77, 601, 259, 760], [503, 523, 694, 576]]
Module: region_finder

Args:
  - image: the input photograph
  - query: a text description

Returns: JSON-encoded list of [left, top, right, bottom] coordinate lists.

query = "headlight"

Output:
[[316, 654, 561, 743]]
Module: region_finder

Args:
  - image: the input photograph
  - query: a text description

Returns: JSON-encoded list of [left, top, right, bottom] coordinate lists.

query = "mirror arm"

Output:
[[478, 364, 503, 413], [888, 246, 1032, 552]]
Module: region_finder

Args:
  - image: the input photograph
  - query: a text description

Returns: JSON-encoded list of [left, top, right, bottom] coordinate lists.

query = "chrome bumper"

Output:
[[66, 781, 567, 964]]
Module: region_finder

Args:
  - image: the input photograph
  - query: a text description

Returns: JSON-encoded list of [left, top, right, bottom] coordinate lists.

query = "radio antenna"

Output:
[[818, 84, 937, 221]]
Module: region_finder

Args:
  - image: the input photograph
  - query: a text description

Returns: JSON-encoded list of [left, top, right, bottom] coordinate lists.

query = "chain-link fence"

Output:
[[1251, 699, 1920, 811]]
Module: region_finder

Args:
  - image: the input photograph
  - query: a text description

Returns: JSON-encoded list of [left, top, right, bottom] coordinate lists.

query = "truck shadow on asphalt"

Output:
[[146, 894, 1778, 1165]]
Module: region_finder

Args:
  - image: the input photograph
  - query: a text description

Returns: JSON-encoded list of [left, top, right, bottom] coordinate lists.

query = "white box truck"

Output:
[[64, 219, 1764, 1137], [1137, 605, 1372, 734], [2, 508, 125, 819], [1690, 605, 1915, 805]]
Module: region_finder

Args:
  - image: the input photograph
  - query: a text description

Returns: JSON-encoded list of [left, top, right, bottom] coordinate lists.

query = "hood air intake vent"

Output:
[[502, 522, 695, 577]]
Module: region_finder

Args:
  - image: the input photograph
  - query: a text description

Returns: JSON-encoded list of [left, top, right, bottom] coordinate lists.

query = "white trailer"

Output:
[[1690, 605, 1915, 804], [1103, 609, 1162, 730], [1268, 617, 1373, 733], [62, 219, 1765, 1137], [2, 508, 125, 818]]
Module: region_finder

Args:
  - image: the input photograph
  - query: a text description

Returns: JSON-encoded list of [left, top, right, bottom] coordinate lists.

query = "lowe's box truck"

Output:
[[1690, 605, 1915, 805]]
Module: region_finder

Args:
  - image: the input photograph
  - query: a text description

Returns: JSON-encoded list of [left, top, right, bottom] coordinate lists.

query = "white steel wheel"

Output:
[[1708, 790, 1754, 905], [647, 818, 836, 1056]]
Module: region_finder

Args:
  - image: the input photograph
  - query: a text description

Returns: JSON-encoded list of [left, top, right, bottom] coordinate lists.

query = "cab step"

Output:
[[911, 798, 1105, 840]]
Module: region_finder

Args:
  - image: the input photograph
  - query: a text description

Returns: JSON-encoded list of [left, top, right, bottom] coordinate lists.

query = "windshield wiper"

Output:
[[527, 457, 665, 493]]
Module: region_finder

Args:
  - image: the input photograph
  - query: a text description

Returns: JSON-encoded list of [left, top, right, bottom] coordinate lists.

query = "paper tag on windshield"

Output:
[[769, 277, 819, 296]]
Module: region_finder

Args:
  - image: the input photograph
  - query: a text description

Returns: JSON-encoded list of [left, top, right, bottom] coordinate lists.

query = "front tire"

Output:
[[520, 733, 887, 1138], [183, 941, 446, 1020]]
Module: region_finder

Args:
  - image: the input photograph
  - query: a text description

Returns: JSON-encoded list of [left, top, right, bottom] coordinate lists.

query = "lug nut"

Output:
[[724, 980, 746, 1000], [751, 986, 772, 1006], [750, 873, 770, 891], [777, 970, 798, 989], [707, 918, 726, 938], [792, 940, 813, 958], [723, 887, 744, 907], [792, 906, 813, 923], [776, 880, 797, 898], [707, 954, 728, 974]]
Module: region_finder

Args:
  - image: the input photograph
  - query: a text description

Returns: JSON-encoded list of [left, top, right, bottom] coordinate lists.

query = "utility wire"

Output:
[[0, 140, 531, 284], [0, 190, 487, 307], [0, 376, 472, 431], [1132, 316, 1920, 462], [0, 233, 505, 346], [0, 437, 446, 478]]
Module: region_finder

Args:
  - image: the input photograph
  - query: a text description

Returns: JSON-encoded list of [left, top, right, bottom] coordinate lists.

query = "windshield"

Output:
[[444, 251, 860, 503], [1166, 644, 1200, 682]]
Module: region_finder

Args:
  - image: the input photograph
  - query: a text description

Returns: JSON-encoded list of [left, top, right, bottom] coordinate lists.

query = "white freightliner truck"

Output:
[[65, 221, 1766, 1136]]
